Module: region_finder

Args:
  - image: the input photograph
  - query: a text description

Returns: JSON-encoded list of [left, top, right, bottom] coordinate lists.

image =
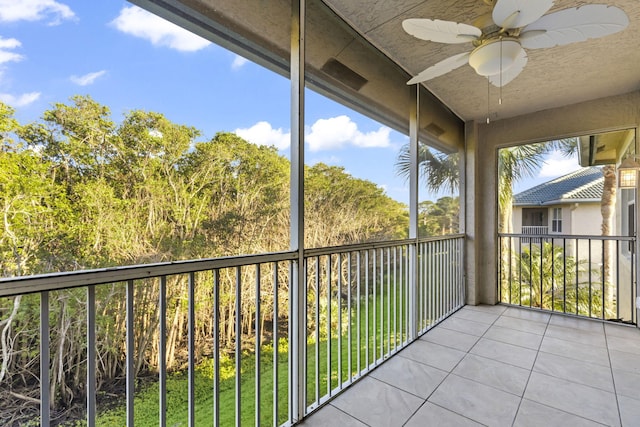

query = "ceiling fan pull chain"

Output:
[[487, 78, 490, 124]]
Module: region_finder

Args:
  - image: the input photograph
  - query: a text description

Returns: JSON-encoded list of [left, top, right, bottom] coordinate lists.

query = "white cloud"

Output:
[[231, 55, 248, 70], [0, 0, 75, 25], [0, 37, 23, 65], [0, 92, 41, 107], [306, 115, 391, 152], [70, 70, 107, 86], [538, 150, 579, 178], [235, 121, 290, 150], [111, 6, 210, 52]]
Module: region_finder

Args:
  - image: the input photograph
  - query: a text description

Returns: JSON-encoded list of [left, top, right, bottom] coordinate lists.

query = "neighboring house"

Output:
[[513, 166, 636, 322], [513, 166, 605, 237]]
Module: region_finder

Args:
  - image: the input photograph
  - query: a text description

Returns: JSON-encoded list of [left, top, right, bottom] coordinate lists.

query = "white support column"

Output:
[[408, 86, 419, 340], [290, 0, 307, 420]]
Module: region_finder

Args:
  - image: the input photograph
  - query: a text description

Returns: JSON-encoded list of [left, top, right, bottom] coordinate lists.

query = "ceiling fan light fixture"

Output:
[[468, 39, 522, 76]]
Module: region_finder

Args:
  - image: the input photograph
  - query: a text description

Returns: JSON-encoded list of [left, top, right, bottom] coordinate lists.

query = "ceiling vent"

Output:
[[321, 58, 368, 91], [424, 122, 445, 137]]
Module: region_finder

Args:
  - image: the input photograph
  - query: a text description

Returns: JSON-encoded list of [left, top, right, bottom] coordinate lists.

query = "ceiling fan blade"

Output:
[[520, 5, 629, 49], [407, 52, 471, 85], [488, 48, 527, 87], [492, 0, 554, 29], [402, 19, 481, 44]]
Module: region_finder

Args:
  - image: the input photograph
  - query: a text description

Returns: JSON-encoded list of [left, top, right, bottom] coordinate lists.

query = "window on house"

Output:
[[552, 207, 562, 233]]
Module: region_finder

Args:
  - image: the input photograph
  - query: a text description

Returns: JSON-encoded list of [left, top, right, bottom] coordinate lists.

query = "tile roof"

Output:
[[514, 166, 604, 206]]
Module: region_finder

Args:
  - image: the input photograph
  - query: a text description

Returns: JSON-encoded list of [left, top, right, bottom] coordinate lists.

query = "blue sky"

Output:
[[0, 0, 579, 203]]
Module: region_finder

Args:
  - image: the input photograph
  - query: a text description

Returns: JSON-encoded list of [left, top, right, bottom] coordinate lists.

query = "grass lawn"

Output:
[[92, 287, 409, 427]]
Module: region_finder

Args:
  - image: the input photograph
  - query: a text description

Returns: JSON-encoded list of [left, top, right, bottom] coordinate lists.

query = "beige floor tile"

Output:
[[453, 307, 500, 324], [484, 324, 543, 350], [405, 402, 483, 427], [370, 355, 447, 398], [604, 323, 640, 340], [437, 316, 492, 337], [545, 324, 607, 348], [331, 377, 423, 427], [400, 339, 466, 372], [540, 335, 610, 367], [464, 304, 507, 315], [494, 316, 548, 335], [524, 372, 620, 426], [534, 351, 614, 392], [610, 349, 640, 375], [453, 354, 530, 396], [549, 314, 604, 333], [513, 399, 606, 427], [420, 326, 480, 352], [470, 337, 537, 370], [613, 368, 640, 400], [503, 307, 551, 323], [429, 374, 520, 427], [298, 404, 367, 427], [618, 394, 640, 427], [607, 334, 640, 356]]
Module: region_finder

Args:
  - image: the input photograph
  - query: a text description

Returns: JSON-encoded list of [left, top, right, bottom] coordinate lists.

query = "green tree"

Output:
[[305, 163, 408, 247]]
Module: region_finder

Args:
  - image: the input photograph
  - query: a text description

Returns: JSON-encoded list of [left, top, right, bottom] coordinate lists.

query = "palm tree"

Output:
[[396, 138, 578, 306], [600, 164, 617, 315], [395, 139, 577, 233]]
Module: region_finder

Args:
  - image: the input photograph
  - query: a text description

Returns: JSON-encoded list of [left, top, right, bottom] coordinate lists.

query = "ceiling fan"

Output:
[[403, 0, 629, 87]]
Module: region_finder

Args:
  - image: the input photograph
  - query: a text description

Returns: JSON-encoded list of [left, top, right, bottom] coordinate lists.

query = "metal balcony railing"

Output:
[[521, 226, 549, 235], [0, 235, 464, 427], [498, 233, 637, 324], [521, 226, 549, 243]]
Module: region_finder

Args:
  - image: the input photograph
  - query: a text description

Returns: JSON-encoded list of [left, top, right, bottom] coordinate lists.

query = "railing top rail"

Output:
[[499, 233, 635, 241], [0, 250, 298, 298], [303, 234, 465, 258], [0, 234, 467, 297]]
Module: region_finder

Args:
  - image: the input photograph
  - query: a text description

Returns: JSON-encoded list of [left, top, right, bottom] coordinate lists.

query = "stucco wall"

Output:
[[466, 90, 640, 305]]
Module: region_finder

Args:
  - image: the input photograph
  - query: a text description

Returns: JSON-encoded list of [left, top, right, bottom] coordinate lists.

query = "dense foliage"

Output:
[[0, 96, 408, 424]]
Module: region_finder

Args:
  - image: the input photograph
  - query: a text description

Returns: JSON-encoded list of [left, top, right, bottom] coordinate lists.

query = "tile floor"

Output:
[[298, 304, 640, 427]]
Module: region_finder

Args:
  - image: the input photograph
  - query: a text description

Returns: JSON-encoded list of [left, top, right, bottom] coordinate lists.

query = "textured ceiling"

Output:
[[322, 0, 640, 122]]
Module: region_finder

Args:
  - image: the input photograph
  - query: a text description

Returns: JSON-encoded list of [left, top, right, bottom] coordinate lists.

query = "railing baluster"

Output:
[[189, 272, 196, 427], [540, 238, 544, 309], [337, 253, 342, 389], [550, 239, 554, 312], [347, 252, 352, 383], [235, 267, 242, 427], [159, 277, 167, 427], [272, 263, 279, 427], [379, 249, 384, 360], [372, 249, 377, 364], [255, 264, 261, 427], [87, 285, 96, 427], [576, 239, 579, 315], [393, 247, 397, 350], [386, 247, 391, 355], [365, 250, 369, 369], [326, 255, 332, 396], [563, 238, 567, 313], [314, 256, 320, 405], [126, 280, 134, 427], [587, 239, 593, 317], [616, 240, 620, 321], [356, 251, 361, 375], [40, 291, 50, 427], [602, 239, 606, 320], [213, 270, 220, 427]]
